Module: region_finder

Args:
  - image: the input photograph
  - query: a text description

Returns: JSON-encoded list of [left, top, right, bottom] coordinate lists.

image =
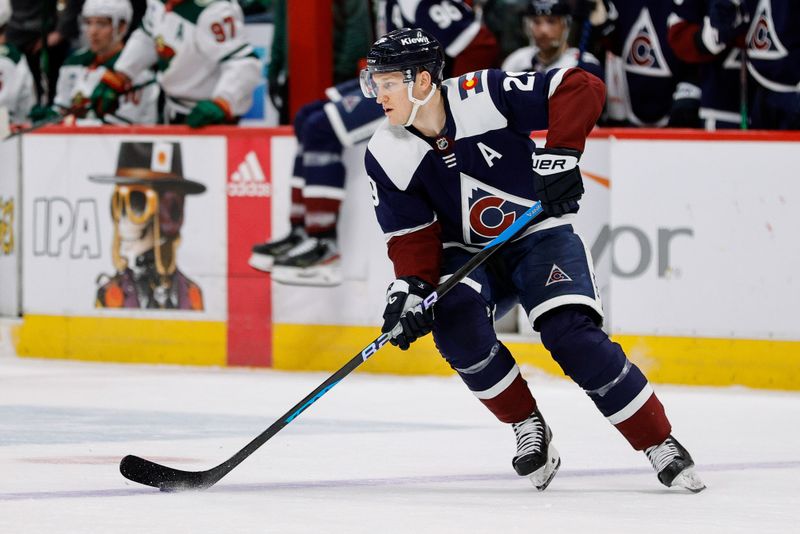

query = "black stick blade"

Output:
[[120, 455, 215, 492]]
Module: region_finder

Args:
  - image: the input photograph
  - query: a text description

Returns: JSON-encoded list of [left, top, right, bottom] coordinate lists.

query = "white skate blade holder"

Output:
[[248, 253, 275, 273], [271, 263, 343, 287], [671, 467, 707, 493], [527, 443, 561, 491]]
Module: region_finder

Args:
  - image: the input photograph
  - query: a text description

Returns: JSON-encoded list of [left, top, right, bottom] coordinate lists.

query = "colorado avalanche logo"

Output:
[[622, 8, 671, 77], [746, 0, 787, 60], [461, 175, 533, 245]]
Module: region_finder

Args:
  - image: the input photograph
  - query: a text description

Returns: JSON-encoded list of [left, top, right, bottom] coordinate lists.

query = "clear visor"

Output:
[[359, 69, 409, 99]]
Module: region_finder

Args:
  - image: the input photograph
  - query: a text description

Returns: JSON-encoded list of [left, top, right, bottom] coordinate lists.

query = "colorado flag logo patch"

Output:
[[458, 72, 484, 100]]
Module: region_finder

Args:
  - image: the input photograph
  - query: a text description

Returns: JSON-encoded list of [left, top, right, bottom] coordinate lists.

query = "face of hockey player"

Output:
[[372, 71, 413, 126], [527, 15, 568, 55], [83, 16, 126, 56]]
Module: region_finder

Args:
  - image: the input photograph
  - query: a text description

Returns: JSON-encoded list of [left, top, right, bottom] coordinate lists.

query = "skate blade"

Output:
[[528, 445, 561, 491], [248, 254, 275, 272], [271, 265, 343, 287], [671, 467, 706, 493]]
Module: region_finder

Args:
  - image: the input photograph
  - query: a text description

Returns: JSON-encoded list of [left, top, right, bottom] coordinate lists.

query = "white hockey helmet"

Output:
[[81, 0, 133, 41], [0, 0, 12, 29]]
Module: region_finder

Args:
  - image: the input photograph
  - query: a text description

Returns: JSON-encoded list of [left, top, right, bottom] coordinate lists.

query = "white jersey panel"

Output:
[[117, 0, 259, 116], [366, 119, 432, 191], [0, 52, 34, 123], [442, 70, 507, 140]]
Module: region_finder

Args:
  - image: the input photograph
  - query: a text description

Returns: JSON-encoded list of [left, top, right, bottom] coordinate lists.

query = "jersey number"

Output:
[[211, 16, 236, 42], [368, 178, 380, 207], [429, 1, 463, 29], [502, 73, 535, 92]]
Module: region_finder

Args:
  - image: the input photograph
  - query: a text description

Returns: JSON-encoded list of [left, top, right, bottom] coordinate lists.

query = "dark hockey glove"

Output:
[[90, 70, 130, 118], [531, 147, 584, 217], [28, 105, 60, 122], [186, 99, 232, 128], [667, 82, 702, 128], [381, 276, 435, 351], [709, 0, 747, 46]]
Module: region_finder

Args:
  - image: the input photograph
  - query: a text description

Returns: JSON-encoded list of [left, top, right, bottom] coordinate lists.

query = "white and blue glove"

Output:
[[381, 276, 435, 351]]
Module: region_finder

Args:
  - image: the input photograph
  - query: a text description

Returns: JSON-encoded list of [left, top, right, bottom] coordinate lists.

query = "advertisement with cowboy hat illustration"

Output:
[[90, 141, 206, 310]]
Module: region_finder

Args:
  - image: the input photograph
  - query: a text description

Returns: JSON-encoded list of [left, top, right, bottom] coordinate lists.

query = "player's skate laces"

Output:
[[511, 409, 560, 491], [645, 435, 706, 492], [270, 237, 342, 287], [248, 226, 307, 272]]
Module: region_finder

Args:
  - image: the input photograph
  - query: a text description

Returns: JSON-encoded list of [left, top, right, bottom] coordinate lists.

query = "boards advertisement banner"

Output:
[[0, 137, 20, 316], [21, 134, 228, 319], [608, 139, 800, 341]]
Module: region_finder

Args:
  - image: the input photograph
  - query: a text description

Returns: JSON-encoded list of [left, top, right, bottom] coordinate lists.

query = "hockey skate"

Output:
[[248, 227, 307, 272], [270, 236, 342, 287], [511, 409, 561, 491], [645, 435, 706, 493]]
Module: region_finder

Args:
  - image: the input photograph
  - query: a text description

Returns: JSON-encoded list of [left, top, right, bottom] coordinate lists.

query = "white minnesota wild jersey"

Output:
[[0, 43, 35, 123], [116, 0, 261, 117], [54, 48, 159, 124]]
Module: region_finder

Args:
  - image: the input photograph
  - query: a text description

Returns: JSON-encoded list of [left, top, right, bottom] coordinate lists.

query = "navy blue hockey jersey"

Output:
[[364, 67, 604, 282], [668, 0, 744, 128], [742, 0, 800, 92], [377, 0, 481, 58], [608, 0, 696, 125]]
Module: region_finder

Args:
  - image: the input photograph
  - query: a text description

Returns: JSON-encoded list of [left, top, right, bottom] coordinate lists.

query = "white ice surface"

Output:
[[0, 346, 799, 534]]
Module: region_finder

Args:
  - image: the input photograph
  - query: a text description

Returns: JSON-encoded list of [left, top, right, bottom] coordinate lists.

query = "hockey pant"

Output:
[[289, 100, 344, 237], [433, 284, 671, 450]]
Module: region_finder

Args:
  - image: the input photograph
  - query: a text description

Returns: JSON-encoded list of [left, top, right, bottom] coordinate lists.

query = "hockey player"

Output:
[[733, 0, 798, 129], [667, 0, 747, 130], [33, 0, 159, 125], [90, 0, 260, 127], [603, 0, 702, 127], [502, 0, 603, 80], [249, 0, 499, 286], [0, 0, 35, 124], [361, 28, 705, 492]]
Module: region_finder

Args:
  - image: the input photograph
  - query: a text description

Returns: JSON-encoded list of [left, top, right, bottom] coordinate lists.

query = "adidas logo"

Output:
[[545, 264, 572, 286], [228, 151, 271, 197]]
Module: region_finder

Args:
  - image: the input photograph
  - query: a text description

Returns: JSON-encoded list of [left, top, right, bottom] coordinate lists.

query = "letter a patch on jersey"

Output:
[[622, 8, 671, 77], [545, 264, 572, 286], [458, 72, 484, 100]]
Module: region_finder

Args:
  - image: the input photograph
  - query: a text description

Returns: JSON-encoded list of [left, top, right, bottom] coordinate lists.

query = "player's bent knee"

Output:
[[538, 305, 626, 389], [432, 283, 496, 365]]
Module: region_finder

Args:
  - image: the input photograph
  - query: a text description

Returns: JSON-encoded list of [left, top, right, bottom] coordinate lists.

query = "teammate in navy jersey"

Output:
[[668, 0, 747, 130], [361, 28, 705, 492], [730, 0, 799, 129], [248, 0, 499, 286], [502, 0, 603, 79], [604, 0, 702, 127]]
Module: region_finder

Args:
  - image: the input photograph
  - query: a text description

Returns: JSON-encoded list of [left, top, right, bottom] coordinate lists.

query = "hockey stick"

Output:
[[739, 46, 748, 130], [120, 201, 544, 492], [1, 80, 156, 141]]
